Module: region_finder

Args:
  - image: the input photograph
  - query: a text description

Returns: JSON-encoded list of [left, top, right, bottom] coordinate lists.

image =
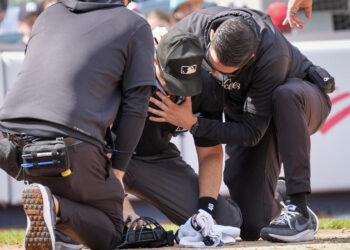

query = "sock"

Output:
[[198, 197, 217, 219], [290, 192, 309, 218]]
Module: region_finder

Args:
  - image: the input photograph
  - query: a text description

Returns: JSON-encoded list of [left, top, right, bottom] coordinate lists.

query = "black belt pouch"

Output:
[[307, 65, 335, 94], [21, 139, 70, 177]]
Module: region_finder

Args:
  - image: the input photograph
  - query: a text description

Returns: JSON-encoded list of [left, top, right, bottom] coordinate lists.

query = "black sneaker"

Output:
[[55, 230, 84, 250], [23, 183, 56, 250], [275, 178, 319, 233], [260, 203, 314, 242]]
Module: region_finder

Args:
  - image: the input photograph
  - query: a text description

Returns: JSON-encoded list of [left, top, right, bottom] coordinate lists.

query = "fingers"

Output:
[[148, 115, 167, 122], [284, 11, 307, 29], [148, 106, 167, 119], [125, 215, 143, 229], [155, 91, 176, 107], [149, 95, 170, 111], [284, 0, 312, 29], [305, 6, 312, 19]]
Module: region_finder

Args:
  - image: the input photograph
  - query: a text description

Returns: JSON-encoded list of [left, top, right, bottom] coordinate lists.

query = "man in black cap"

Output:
[[0, 0, 155, 249], [112, 29, 242, 229], [148, 6, 332, 243]]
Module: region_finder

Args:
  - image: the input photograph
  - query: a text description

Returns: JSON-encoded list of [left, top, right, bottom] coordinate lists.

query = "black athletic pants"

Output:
[[123, 147, 243, 228], [224, 78, 331, 240], [27, 142, 125, 250]]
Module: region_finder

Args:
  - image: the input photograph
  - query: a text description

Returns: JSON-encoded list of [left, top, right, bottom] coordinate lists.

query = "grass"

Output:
[[319, 218, 350, 229], [0, 219, 349, 244], [0, 230, 25, 244]]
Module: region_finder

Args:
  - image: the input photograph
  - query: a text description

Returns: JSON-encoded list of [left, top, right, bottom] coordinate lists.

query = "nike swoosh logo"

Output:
[[295, 219, 309, 231]]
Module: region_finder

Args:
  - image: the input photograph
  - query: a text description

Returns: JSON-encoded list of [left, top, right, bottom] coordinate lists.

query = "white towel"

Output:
[[212, 224, 240, 244], [176, 210, 240, 247]]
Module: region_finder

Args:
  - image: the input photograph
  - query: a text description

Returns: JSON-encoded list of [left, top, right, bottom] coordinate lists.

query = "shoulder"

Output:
[[121, 8, 151, 32]]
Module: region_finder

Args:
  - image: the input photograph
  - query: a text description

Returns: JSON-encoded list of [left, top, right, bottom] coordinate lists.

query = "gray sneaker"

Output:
[[275, 178, 319, 233], [23, 183, 56, 250], [55, 230, 84, 250], [260, 202, 314, 242]]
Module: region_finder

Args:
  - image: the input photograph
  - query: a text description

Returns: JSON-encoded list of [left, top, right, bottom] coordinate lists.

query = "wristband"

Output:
[[198, 196, 217, 218], [190, 119, 200, 135]]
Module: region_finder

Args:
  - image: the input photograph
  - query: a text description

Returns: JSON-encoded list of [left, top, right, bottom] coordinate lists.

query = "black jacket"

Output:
[[173, 7, 312, 146]]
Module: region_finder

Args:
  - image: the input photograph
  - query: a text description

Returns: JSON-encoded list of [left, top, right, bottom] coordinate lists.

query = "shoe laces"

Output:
[[272, 202, 300, 229]]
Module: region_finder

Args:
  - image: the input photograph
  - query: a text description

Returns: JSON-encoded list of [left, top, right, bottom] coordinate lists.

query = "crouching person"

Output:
[[0, 0, 156, 249]]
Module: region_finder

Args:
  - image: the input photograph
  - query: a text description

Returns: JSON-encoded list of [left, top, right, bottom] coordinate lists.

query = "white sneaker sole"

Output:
[[23, 184, 55, 250], [56, 241, 84, 250], [268, 229, 314, 242]]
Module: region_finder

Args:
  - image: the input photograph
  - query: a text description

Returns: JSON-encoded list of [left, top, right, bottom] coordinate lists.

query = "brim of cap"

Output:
[[162, 71, 202, 96]]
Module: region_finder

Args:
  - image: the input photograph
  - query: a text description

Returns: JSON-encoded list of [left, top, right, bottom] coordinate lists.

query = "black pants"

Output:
[[224, 78, 331, 240], [123, 149, 242, 228], [27, 142, 125, 250]]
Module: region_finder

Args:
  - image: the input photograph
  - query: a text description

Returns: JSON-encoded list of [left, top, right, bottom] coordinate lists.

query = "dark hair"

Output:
[[211, 17, 258, 67]]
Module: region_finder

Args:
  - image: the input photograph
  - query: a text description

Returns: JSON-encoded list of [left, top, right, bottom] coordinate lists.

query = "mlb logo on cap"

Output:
[[181, 65, 197, 75], [156, 29, 204, 96]]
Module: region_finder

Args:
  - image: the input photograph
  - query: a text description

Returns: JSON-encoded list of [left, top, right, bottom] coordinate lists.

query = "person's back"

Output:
[[0, 0, 156, 249], [0, 0, 154, 146]]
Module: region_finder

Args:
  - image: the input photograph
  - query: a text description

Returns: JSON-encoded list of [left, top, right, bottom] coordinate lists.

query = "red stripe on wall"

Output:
[[330, 92, 350, 105], [320, 106, 350, 134]]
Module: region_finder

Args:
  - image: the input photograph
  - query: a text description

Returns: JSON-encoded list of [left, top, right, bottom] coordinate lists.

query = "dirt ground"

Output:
[[1, 229, 350, 249]]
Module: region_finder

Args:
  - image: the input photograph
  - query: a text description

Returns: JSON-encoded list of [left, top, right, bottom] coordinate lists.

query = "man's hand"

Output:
[[123, 197, 142, 227], [148, 92, 197, 131], [283, 0, 313, 29]]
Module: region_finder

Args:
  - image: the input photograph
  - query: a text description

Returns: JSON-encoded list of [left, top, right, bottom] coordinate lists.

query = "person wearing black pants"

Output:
[[148, 6, 333, 243], [224, 78, 330, 240], [0, 0, 156, 249], [113, 30, 243, 230]]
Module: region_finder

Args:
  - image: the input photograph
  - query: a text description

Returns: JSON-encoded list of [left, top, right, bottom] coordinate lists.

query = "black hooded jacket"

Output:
[[0, 0, 156, 169], [173, 7, 312, 146]]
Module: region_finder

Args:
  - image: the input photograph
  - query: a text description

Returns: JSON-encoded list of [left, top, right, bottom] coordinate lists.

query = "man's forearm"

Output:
[[194, 113, 271, 146], [111, 85, 153, 171]]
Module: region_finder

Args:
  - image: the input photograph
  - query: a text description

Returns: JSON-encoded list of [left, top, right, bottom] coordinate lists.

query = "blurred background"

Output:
[[0, 0, 349, 228]]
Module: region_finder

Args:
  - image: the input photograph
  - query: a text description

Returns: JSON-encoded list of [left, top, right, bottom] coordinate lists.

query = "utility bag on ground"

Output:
[[118, 217, 175, 248]]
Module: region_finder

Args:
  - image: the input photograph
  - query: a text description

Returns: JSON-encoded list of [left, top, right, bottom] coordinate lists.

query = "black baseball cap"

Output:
[[156, 29, 204, 96]]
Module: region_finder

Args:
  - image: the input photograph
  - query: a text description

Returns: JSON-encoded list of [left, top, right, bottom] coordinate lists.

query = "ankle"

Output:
[[290, 193, 309, 218], [53, 195, 60, 216]]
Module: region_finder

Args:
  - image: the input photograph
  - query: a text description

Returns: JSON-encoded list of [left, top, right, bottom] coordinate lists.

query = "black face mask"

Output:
[[201, 58, 236, 87]]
